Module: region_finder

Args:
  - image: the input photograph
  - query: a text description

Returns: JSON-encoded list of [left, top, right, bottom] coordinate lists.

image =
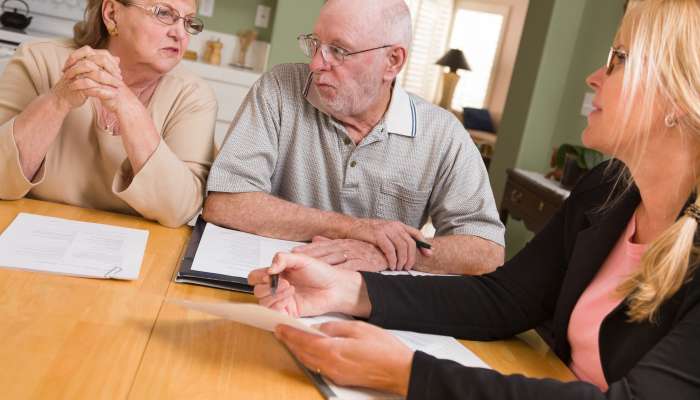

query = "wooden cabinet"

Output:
[[500, 168, 570, 233]]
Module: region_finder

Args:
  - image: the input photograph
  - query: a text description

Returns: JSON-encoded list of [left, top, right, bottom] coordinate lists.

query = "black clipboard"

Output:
[[176, 216, 253, 293]]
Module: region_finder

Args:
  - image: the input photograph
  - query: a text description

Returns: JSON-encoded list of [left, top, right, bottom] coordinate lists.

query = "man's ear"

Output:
[[384, 46, 407, 81]]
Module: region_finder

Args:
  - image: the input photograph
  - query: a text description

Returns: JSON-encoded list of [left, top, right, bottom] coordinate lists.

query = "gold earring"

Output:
[[664, 114, 678, 128], [108, 24, 119, 36]]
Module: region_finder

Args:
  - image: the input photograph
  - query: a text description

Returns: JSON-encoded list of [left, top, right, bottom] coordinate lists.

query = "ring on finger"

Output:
[[343, 252, 348, 261]]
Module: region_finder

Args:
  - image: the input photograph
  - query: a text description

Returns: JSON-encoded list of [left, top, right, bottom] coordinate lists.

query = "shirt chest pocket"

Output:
[[378, 182, 431, 228]]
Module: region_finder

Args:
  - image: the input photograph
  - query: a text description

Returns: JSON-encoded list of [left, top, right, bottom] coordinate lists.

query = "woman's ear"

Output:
[[102, 0, 119, 34]]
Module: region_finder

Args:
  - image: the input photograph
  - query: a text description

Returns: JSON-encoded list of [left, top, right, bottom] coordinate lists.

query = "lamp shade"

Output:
[[436, 49, 470, 73]]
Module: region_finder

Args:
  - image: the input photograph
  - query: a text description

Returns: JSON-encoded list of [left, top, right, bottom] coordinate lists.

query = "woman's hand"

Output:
[[248, 252, 371, 318], [50, 45, 120, 112], [276, 320, 414, 396], [61, 46, 131, 115]]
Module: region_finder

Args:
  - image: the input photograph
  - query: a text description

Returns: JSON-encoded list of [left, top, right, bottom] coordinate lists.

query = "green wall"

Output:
[[549, 1, 625, 148], [267, 0, 325, 68], [200, 0, 277, 42], [490, 0, 625, 259]]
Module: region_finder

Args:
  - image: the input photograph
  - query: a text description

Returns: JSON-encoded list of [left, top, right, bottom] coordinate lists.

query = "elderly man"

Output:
[[204, 0, 504, 274]]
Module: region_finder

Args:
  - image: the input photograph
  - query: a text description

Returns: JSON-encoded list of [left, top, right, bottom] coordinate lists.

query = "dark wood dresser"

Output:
[[499, 168, 571, 233]]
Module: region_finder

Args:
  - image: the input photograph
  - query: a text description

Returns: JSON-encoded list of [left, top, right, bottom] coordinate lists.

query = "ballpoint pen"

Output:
[[414, 238, 432, 250], [270, 274, 279, 295]]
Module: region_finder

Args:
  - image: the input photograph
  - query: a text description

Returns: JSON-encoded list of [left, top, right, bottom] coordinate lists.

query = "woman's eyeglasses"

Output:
[[119, 1, 204, 35], [606, 46, 628, 75]]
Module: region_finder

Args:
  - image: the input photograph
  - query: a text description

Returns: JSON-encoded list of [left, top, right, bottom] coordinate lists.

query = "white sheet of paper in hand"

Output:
[[0, 213, 148, 280], [191, 223, 303, 278], [170, 299, 325, 337], [302, 314, 490, 399]]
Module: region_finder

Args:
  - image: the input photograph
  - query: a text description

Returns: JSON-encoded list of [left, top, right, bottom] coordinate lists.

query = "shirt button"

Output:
[[350, 160, 357, 168], [343, 138, 351, 145]]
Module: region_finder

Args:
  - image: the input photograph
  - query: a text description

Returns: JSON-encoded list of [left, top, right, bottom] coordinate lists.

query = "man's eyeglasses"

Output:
[[606, 46, 628, 75], [118, 1, 205, 35], [297, 34, 393, 66]]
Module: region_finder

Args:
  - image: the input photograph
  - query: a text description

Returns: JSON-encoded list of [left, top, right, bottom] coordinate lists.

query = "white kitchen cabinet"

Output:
[[180, 60, 261, 150]]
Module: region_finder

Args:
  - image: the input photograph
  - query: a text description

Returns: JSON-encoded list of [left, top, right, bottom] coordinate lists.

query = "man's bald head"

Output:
[[319, 0, 412, 49]]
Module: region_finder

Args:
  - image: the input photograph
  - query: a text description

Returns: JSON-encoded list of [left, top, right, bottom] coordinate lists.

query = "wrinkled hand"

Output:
[[276, 320, 414, 396], [51, 45, 121, 111], [345, 218, 432, 270], [248, 252, 346, 317], [292, 236, 389, 272], [60, 46, 132, 114]]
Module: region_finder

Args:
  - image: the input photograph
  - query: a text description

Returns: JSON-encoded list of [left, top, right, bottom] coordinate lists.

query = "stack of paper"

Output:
[[0, 213, 149, 280], [176, 217, 304, 292]]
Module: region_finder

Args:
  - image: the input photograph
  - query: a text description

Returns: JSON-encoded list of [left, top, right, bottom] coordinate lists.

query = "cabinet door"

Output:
[[210, 81, 250, 123], [214, 121, 231, 152], [0, 58, 9, 76]]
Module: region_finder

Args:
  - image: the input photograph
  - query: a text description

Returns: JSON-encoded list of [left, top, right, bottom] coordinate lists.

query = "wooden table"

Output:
[[0, 199, 575, 399]]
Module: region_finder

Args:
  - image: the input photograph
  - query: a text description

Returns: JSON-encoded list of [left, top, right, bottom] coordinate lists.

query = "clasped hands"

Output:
[[293, 218, 433, 271], [51, 46, 135, 116]]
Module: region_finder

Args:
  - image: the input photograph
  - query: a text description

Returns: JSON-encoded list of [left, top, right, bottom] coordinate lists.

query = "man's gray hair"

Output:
[[381, 1, 413, 50]]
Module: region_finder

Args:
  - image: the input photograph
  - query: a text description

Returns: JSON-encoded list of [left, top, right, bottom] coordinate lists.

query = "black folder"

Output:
[[176, 216, 253, 293]]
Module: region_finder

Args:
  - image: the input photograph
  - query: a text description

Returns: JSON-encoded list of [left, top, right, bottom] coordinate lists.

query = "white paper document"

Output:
[[174, 300, 490, 399], [0, 213, 149, 280], [303, 314, 490, 399], [191, 223, 303, 278], [171, 299, 324, 336]]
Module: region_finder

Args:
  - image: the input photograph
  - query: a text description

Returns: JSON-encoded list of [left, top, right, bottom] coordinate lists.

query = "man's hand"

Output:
[[344, 218, 432, 270], [292, 236, 389, 272]]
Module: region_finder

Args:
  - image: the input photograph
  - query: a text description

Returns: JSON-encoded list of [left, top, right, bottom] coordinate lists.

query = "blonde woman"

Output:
[[0, 0, 216, 227], [248, 0, 700, 398]]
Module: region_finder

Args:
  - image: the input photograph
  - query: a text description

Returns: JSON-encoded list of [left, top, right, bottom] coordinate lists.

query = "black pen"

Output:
[[414, 238, 432, 250], [270, 274, 279, 295]]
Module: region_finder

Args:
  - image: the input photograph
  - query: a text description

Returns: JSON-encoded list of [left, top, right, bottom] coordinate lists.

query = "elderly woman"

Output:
[[249, 0, 700, 398], [0, 0, 216, 227]]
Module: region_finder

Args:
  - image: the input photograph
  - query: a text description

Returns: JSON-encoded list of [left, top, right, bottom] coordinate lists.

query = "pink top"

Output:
[[567, 215, 647, 390]]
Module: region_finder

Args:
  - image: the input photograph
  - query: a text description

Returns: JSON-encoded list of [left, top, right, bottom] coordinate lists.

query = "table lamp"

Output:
[[436, 49, 470, 109]]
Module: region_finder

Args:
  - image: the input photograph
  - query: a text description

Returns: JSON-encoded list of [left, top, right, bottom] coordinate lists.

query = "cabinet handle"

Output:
[[510, 189, 523, 203]]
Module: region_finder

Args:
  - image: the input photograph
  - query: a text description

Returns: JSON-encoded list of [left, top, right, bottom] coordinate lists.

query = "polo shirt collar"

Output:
[[303, 72, 418, 138]]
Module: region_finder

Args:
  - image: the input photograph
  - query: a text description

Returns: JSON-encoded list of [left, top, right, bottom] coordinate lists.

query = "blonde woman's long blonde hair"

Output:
[[614, 0, 700, 323]]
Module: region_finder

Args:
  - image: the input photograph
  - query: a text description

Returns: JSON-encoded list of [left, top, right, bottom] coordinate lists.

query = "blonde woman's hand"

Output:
[[276, 320, 414, 396], [249, 252, 371, 318]]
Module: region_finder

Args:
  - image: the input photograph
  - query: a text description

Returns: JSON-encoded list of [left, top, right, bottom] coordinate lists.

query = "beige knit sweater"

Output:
[[0, 39, 217, 227]]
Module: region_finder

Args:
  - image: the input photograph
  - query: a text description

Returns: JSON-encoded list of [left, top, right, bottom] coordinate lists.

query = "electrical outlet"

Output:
[[255, 5, 271, 29], [199, 0, 215, 18]]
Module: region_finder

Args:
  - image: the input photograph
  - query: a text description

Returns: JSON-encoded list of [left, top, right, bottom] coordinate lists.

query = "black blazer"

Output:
[[362, 162, 700, 399]]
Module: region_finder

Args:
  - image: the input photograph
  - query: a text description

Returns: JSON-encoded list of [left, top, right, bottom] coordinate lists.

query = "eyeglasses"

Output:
[[606, 46, 627, 75], [118, 1, 204, 35], [297, 34, 393, 66]]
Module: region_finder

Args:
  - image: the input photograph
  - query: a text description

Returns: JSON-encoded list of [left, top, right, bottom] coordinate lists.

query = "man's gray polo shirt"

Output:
[[207, 63, 504, 245]]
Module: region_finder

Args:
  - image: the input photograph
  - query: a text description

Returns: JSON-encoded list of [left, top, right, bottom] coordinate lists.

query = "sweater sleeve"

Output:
[[0, 43, 48, 199], [112, 80, 217, 228]]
